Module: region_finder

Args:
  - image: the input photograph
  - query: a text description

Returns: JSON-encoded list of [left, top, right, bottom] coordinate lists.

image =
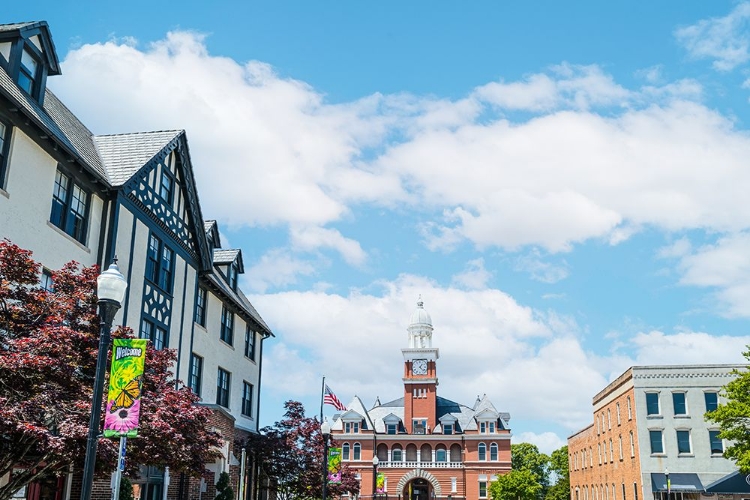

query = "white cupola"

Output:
[[407, 296, 433, 348]]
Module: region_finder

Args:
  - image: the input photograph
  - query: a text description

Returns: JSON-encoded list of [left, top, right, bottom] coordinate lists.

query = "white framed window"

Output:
[[630, 431, 635, 457], [616, 403, 621, 425], [645, 392, 660, 416], [673, 392, 688, 416], [627, 396, 632, 420]]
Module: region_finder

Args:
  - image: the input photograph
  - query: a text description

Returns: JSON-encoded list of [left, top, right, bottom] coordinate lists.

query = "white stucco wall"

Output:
[[0, 127, 103, 270]]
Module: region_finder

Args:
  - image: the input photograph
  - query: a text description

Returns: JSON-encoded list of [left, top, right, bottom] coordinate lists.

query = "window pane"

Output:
[[649, 430, 663, 454], [676, 430, 691, 454], [646, 393, 660, 415], [189, 354, 203, 396], [147, 235, 159, 282], [709, 430, 723, 454], [672, 393, 687, 415], [478, 443, 486, 461], [705, 392, 718, 412]]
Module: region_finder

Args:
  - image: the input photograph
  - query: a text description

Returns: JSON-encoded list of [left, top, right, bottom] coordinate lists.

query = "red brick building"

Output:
[[329, 300, 512, 500]]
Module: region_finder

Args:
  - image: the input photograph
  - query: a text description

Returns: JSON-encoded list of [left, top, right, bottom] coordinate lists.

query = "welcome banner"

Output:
[[327, 447, 342, 484], [376, 473, 385, 493], [103, 339, 147, 438]]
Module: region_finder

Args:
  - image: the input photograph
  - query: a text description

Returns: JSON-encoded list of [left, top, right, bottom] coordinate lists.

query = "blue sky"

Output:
[[8, 1, 750, 452]]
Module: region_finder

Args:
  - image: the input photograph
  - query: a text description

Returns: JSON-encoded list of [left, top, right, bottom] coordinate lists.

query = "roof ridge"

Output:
[[93, 129, 184, 139]]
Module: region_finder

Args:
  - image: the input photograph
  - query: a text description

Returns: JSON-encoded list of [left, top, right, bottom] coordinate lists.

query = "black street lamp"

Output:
[[372, 455, 379, 500], [664, 468, 670, 500], [80, 260, 128, 500], [321, 420, 331, 500]]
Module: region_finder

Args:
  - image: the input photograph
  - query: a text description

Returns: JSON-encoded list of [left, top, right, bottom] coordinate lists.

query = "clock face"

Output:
[[412, 359, 428, 375]]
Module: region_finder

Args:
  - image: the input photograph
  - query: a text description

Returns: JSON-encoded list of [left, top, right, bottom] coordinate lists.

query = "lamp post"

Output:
[[665, 468, 670, 500], [372, 455, 379, 500], [80, 260, 128, 500], [321, 420, 331, 500]]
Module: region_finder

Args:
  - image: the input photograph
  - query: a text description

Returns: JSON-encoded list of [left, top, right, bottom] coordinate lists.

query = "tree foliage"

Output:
[[243, 401, 360, 500], [511, 443, 550, 499], [215, 472, 234, 500], [706, 351, 750, 472], [0, 240, 222, 500], [491, 469, 543, 500], [545, 446, 569, 500]]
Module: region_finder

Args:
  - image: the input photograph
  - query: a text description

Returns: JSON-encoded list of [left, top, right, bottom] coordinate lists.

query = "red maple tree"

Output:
[[243, 401, 360, 500], [0, 240, 221, 500]]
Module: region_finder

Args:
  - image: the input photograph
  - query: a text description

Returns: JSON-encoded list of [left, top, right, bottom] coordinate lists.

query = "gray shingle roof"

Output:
[[0, 66, 106, 179], [332, 394, 509, 434], [204, 270, 272, 335], [0, 22, 42, 32], [94, 130, 183, 186], [213, 249, 240, 265]]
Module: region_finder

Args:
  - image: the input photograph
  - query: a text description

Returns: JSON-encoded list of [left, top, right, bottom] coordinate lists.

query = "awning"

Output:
[[705, 471, 750, 494], [651, 473, 703, 493]]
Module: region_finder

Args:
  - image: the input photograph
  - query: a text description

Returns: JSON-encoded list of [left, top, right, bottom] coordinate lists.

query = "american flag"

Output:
[[323, 384, 346, 411]]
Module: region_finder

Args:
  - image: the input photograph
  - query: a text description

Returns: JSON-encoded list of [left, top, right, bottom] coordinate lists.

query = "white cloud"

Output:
[[630, 330, 750, 365], [672, 233, 750, 316], [675, 3, 750, 71], [51, 35, 750, 263], [244, 248, 317, 293], [451, 258, 492, 290], [514, 432, 568, 455], [290, 225, 367, 266], [514, 250, 570, 284]]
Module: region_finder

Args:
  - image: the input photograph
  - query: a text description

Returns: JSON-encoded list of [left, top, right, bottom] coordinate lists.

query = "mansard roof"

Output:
[[332, 394, 508, 434]]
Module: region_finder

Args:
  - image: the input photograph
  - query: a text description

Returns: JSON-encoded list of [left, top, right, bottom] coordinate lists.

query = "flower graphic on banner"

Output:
[[104, 398, 141, 434]]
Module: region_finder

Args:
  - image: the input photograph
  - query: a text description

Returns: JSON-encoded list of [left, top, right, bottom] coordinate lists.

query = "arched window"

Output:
[[450, 444, 462, 462], [627, 396, 632, 420], [478, 443, 487, 461], [343, 443, 350, 460], [420, 444, 432, 462], [490, 443, 498, 461], [354, 443, 361, 460], [406, 444, 418, 462], [436, 446, 447, 462], [392, 445, 403, 462]]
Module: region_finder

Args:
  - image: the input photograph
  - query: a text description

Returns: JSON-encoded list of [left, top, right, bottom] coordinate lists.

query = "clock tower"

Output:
[[403, 297, 439, 434]]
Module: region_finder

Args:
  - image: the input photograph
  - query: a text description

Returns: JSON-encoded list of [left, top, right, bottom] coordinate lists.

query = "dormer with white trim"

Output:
[[0, 22, 60, 105]]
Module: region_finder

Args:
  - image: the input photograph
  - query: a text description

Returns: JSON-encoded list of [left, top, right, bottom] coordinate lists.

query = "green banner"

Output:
[[376, 472, 385, 493], [103, 339, 147, 438], [327, 447, 342, 484]]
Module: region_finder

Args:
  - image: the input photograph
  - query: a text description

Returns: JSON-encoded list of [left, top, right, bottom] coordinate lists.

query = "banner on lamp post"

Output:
[[376, 473, 385, 493], [103, 339, 147, 438], [327, 447, 342, 485]]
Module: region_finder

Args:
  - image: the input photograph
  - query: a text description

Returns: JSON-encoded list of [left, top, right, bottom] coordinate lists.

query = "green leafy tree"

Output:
[[0, 240, 222, 500], [511, 443, 550, 499], [215, 472, 234, 500], [119, 477, 134, 500], [545, 446, 569, 500], [491, 469, 543, 500], [706, 353, 750, 471]]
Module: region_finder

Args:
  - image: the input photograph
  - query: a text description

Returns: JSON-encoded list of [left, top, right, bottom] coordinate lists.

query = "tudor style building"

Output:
[[568, 365, 744, 500], [329, 300, 511, 500], [0, 21, 273, 500]]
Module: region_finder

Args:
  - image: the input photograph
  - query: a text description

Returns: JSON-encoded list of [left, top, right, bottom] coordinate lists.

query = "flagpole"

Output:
[[320, 376, 325, 422]]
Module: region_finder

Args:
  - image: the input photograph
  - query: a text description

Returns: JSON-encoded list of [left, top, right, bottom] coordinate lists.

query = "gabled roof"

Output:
[[0, 21, 61, 75], [213, 248, 244, 273], [94, 130, 183, 185], [204, 220, 221, 248]]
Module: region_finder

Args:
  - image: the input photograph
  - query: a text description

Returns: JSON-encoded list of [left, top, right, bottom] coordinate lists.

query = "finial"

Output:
[[417, 294, 423, 308]]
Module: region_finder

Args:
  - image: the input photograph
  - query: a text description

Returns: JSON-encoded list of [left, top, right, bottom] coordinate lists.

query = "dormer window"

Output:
[[386, 423, 398, 435], [18, 48, 38, 94], [344, 422, 359, 434], [228, 262, 238, 290], [444, 423, 453, 435]]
